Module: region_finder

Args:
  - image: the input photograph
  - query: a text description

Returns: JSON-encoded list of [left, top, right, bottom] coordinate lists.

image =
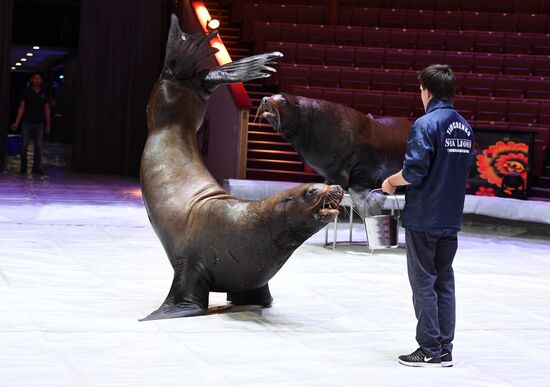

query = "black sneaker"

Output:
[[441, 352, 453, 367], [398, 348, 441, 367]]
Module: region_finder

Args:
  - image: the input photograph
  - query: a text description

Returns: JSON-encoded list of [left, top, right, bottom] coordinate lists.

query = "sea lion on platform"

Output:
[[258, 93, 411, 214], [140, 16, 343, 321]]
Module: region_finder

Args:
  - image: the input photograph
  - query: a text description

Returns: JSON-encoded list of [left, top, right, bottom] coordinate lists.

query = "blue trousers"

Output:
[[21, 122, 44, 171], [405, 228, 458, 358]]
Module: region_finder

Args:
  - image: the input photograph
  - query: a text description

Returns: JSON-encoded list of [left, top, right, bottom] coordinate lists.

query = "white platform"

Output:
[[1, 174, 550, 386], [225, 179, 550, 225]]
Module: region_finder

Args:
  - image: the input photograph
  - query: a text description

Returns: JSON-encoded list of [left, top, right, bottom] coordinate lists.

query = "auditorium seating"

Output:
[[268, 64, 550, 101], [266, 42, 550, 76], [231, 0, 550, 191]]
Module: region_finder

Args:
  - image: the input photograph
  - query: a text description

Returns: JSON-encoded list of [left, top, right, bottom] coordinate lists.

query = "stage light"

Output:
[[20, 58, 27, 62], [15, 62, 21, 66], [32, 45, 40, 50], [207, 18, 220, 31], [11, 66, 15, 70], [59, 75, 64, 79], [26, 52, 33, 56]]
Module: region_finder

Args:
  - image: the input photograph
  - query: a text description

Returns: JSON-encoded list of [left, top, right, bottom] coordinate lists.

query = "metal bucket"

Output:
[[363, 189, 400, 249]]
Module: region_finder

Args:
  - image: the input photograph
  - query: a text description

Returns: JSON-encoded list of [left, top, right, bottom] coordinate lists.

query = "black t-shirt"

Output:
[[21, 88, 49, 124]]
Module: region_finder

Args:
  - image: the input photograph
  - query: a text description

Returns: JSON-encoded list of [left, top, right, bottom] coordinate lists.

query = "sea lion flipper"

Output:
[[227, 283, 273, 307], [203, 52, 283, 92], [162, 14, 219, 82], [140, 268, 209, 321]]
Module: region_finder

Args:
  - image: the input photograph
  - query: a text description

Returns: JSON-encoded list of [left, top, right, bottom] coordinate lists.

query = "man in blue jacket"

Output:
[[382, 64, 475, 368]]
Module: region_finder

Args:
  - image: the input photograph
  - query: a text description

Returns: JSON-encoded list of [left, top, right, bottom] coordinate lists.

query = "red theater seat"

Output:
[[280, 24, 308, 43], [461, 12, 490, 31], [503, 55, 534, 75], [308, 25, 335, 45], [533, 35, 550, 55], [390, 29, 418, 49], [462, 74, 495, 96], [371, 70, 402, 91], [352, 90, 384, 115], [474, 54, 504, 74], [384, 49, 414, 70], [334, 25, 363, 46], [355, 47, 384, 68], [490, 13, 518, 33], [362, 28, 391, 48], [414, 51, 441, 70], [325, 45, 355, 67], [309, 65, 341, 88], [378, 8, 407, 29], [296, 5, 326, 25], [493, 77, 527, 98], [513, 0, 540, 13], [383, 93, 415, 117], [507, 100, 539, 124], [454, 96, 477, 121], [401, 71, 420, 92], [278, 64, 310, 91], [517, 14, 547, 34], [526, 77, 550, 99], [292, 85, 324, 100], [533, 56, 550, 76], [446, 31, 476, 52], [270, 5, 297, 24], [434, 11, 462, 30], [406, 10, 434, 30], [504, 33, 534, 55], [475, 32, 504, 54], [341, 67, 372, 89], [444, 52, 474, 73], [475, 98, 508, 122], [416, 31, 446, 51], [486, 0, 513, 13], [267, 41, 295, 62], [324, 88, 353, 106], [537, 102, 550, 125], [351, 7, 379, 27], [295, 44, 326, 65]]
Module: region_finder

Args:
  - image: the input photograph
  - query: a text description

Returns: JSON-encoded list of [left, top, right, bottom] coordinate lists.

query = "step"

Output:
[[248, 130, 284, 141], [248, 139, 294, 151], [531, 186, 550, 199], [247, 148, 300, 161], [248, 121, 276, 132], [247, 158, 304, 171], [537, 176, 550, 188], [246, 168, 323, 183]]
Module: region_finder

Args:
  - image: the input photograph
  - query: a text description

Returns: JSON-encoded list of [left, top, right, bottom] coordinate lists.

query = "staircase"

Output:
[[203, 0, 323, 183]]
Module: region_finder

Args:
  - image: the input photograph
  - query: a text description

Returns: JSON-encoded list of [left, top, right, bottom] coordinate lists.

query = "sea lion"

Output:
[[140, 16, 343, 321], [257, 93, 411, 214]]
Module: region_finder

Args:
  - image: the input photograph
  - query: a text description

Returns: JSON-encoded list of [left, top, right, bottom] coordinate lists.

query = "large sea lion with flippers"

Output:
[[258, 93, 411, 216], [140, 16, 343, 321]]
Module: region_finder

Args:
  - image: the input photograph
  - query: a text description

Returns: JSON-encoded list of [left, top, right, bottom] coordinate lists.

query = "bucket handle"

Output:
[[364, 188, 401, 217]]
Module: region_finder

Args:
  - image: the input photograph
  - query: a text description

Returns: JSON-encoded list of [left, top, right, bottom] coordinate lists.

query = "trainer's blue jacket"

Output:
[[401, 98, 475, 231]]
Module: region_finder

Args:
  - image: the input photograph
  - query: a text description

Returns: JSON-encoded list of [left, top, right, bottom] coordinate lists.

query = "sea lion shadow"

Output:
[[207, 304, 303, 327]]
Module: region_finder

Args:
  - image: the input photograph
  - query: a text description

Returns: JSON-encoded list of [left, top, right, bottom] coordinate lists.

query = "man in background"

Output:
[[10, 72, 51, 174]]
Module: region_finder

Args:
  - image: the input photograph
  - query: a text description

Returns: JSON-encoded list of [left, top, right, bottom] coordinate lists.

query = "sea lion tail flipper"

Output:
[[140, 268, 209, 321], [203, 52, 284, 92], [162, 14, 219, 82]]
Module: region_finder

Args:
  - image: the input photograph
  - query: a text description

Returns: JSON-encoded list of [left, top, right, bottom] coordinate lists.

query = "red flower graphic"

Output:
[[475, 186, 496, 196], [476, 141, 529, 188]]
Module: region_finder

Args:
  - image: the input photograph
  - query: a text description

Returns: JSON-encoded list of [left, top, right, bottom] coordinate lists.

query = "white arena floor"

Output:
[[1, 173, 549, 387]]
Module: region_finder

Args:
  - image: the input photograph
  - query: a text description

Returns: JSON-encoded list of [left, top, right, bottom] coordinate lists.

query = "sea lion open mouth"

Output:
[[255, 96, 282, 132], [314, 185, 343, 219]]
